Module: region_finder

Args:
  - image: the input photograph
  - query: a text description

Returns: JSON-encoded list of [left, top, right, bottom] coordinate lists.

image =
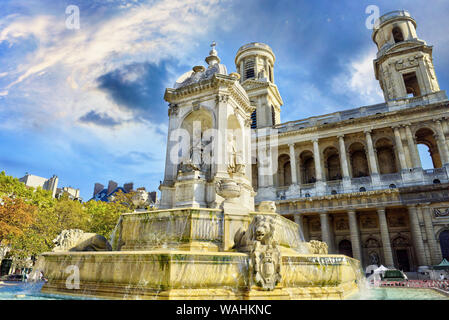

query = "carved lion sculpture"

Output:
[[52, 229, 112, 252], [233, 215, 278, 251], [131, 189, 150, 210], [258, 201, 276, 213], [233, 215, 281, 291], [306, 240, 328, 255]]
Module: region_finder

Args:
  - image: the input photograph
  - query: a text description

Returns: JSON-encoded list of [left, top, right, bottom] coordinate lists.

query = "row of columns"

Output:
[[284, 120, 449, 186], [295, 205, 442, 267]]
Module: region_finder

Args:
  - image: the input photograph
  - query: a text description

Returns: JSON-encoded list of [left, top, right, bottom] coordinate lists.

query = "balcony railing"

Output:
[[351, 176, 372, 185], [380, 173, 402, 182], [378, 10, 411, 25], [271, 168, 448, 201]]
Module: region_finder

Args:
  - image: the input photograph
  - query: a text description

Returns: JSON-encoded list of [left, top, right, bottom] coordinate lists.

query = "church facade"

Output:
[[160, 10, 449, 271]]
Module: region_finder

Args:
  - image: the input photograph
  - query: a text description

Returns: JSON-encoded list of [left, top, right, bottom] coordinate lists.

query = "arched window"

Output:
[[323, 147, 342, 181], [349, 143, 369, 178], [392, 26, 404, 43], [440, 230, 449, 260], [376, 138, 398, 174], [277, 154, 291, 187], [300, 151, 315, 184], [338, 240, 353, 258], [271, 105, 276, 125], [416, 128, 442, 169]]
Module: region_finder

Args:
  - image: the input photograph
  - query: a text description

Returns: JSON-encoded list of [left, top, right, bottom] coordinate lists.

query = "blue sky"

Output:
[[0, 0, 448, 200]]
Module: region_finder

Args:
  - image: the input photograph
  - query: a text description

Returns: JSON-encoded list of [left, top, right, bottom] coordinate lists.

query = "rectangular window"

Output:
[[403, 72, 421, 97], [244, 60, 255, 80]]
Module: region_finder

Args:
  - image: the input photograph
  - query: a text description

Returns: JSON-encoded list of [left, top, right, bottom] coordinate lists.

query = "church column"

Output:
[[347, 210, 363, 262], [338, 135, 350, 179], [404, 124, 422, 168], [313, 138, 323, 182], [421, 205, 442, 264], [289, 143, 298, 184], [434, 119, 449, 165], [377, 208, 395, 267], [442, 118, 449, 152], [320, 212, 334, 252], [393, 126, 408, 170], [365, 130, 379, 175], [408, 205, 427, 266]]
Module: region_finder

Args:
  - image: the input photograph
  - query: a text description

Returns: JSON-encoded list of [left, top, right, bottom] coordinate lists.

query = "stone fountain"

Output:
[[36, 44, 362, 300]]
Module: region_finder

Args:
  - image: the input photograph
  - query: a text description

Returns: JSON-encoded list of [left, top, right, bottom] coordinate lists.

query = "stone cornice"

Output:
[[242, 79, 283, 106], [272, 100, 449, 142]]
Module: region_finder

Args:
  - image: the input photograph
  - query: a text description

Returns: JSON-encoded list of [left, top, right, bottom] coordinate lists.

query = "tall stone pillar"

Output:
[[320, 212, 334, 253], [365, 130, 379, 175], [313, 139, 323, 182], [338, 135, 352, 191], [347, 210, 363, 262], [393, 126, 408, 171], [289, 143, 298, 184], [408, 205, 428, 266], [421, 205, 442, 264], [434, 120, 449, 165], [377, 208, 395, 268], [338, 135, 350, 178], [405, 124, 422, 169]]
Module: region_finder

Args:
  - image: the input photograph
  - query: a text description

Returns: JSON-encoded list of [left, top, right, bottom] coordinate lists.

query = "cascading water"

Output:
[[34, 207, 365, 300]]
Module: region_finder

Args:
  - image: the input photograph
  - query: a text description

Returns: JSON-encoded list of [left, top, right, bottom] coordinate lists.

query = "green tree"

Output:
[[84, 200, 127, 239]]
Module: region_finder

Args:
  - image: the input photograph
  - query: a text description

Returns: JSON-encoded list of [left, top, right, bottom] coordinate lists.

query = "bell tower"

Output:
[[373, 10, 445, 103], [235, 43, 283, 128]]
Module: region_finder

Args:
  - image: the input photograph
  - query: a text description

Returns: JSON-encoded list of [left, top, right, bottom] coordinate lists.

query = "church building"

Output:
[[160, 10, 449, 271]]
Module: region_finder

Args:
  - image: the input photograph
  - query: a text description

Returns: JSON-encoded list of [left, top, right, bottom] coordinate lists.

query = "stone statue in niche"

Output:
[[227, 131, 245, 174], [233, 216, 281, 291]]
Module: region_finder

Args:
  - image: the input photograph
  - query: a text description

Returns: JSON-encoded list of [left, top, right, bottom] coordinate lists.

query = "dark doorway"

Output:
[[396, 249, 410, 272], [338, 240, 353, 258], [439, 230, 449, 260]]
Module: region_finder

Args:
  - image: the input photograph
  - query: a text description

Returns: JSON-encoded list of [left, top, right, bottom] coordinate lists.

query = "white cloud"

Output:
[[331, 49, 384, 106], [0, 0, 230, 129]]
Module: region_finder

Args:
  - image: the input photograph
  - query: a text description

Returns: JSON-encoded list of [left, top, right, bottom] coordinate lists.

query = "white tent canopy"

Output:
[[374, 265, 389, 273]]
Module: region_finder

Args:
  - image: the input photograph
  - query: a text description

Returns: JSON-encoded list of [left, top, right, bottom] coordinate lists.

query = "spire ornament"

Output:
[[205, 41, 221, 66]]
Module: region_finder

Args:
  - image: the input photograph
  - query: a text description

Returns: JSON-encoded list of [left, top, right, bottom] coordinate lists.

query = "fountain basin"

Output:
[[39, 250, 360, 300], [115, 209, 304, 252]]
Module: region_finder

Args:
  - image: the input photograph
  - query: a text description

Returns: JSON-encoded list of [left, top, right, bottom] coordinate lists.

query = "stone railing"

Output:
[[273, 102, 388, 133], [267, 168, 449, 202], [378, 10, 411, 25], [380, 173, 402, 183]]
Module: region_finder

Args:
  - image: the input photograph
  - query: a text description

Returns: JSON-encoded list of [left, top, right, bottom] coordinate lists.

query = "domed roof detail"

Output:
[[173, 42, 228, 89]]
